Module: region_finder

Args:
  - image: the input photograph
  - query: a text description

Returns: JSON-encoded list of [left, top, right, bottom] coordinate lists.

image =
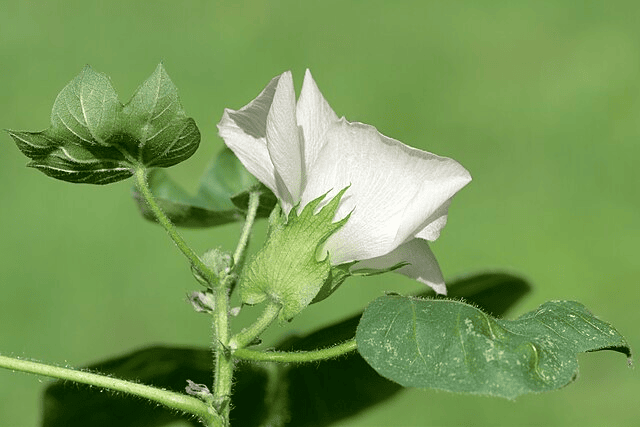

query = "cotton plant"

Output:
[[1, 64, 631, 427]]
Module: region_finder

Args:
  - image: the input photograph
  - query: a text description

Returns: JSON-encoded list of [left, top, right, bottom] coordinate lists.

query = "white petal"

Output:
[[353, 238, 446, 295], [302, 119, 470, 263], [266, 71, 304, 210], [390, 142, 471, 245], [296, 69, 339, 169], [217, 75, 281, 195]]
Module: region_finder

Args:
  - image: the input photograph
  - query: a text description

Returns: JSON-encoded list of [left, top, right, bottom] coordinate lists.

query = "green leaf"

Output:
[[240, 188, 349, 321], [122, 64, 200, 168], [231, 183, 278, 218], [6, 63, 200, 184], [132, 147, 277, 227], [195, 147, 259, 205], [50, 65, 120, 145], [356, 296, 631, 400], [132, 168, 243, 227]]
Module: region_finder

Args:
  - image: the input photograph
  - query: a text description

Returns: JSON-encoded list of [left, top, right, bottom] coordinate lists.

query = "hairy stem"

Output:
[[229, 302, 282, 351], [233, 191, 260, 270], [233, 338, 358, 363], [0, 354, 221, 426], [211, 284, 232, 424], [134, 167, 215, 285], [211, 190, 261, 426]]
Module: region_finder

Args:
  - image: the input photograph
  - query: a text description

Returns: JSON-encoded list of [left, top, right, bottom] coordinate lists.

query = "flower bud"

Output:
[[185, 379, 212, 399], [239, 189, 348, 321], [187, 291, 215, 313], [192, 248, 234, 287]]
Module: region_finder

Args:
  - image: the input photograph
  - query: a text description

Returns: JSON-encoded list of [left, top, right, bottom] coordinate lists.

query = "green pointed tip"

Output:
[[5, 129, 19, 144], [318, 186, 351, 234], [351, 261, 410, 277], [155, 61, 167, 73], [312, 260, 410, 306], [148, 62, 168, 82], [296, 185, 350, 223], [76, 64, 110, 85]]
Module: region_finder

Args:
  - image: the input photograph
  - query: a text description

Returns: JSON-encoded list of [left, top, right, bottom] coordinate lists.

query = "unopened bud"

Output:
[[192, 248, 234, 287], [202, 248, 233, 276], [187, 291, 215, 313], [185, 379, 212, 399]]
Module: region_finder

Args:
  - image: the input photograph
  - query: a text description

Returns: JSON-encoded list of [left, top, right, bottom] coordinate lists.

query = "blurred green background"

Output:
[[1, 1, 638, 426]]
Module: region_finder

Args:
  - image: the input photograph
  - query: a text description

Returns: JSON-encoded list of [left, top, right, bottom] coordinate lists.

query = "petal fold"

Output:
[[266, 71, 304, 210], [353, 238, 446, 295], [217, 75, 281, 195], [303, 119, 469, 264], [296, 69, 339, 170]]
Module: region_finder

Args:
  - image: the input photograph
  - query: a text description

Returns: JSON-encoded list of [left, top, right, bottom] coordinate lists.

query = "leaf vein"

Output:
[[410, 302, 428, 367]]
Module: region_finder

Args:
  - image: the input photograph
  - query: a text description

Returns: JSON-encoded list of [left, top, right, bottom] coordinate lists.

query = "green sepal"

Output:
[[239, 188, 350, 321], [6, 63, 200, 184], [312, 261, 409, 304]]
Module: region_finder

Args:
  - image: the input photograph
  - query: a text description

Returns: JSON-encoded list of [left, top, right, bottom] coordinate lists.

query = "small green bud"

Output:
[[185, 380, 213, 403], [202, 248, 234, 276], [187, 291, 215, 313], [191, 248, 234, 287]]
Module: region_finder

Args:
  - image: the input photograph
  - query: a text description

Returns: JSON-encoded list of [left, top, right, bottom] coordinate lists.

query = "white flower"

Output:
[[218, 70, 471, 294]]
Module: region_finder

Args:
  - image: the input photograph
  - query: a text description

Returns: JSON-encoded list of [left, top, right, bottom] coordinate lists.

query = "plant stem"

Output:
[[233, 190, 260, 269], [0, 354, 221, 426], [211, 281, 232, 424], [210, 301, 281, 424], [210, 190, 261, 426], [233, 338, 358, 363], [134, 167, 215, 285], [229, 301, 282, 350]]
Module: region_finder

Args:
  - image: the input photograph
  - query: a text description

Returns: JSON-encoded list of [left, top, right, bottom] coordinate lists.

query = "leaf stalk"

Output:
[[233, 338, 358, 363], [134, 167, 216, 285]]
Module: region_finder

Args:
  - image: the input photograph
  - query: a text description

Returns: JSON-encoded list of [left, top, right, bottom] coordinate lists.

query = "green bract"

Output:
[[7, 64, 200, 184], [239, 189, 349, 321]]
